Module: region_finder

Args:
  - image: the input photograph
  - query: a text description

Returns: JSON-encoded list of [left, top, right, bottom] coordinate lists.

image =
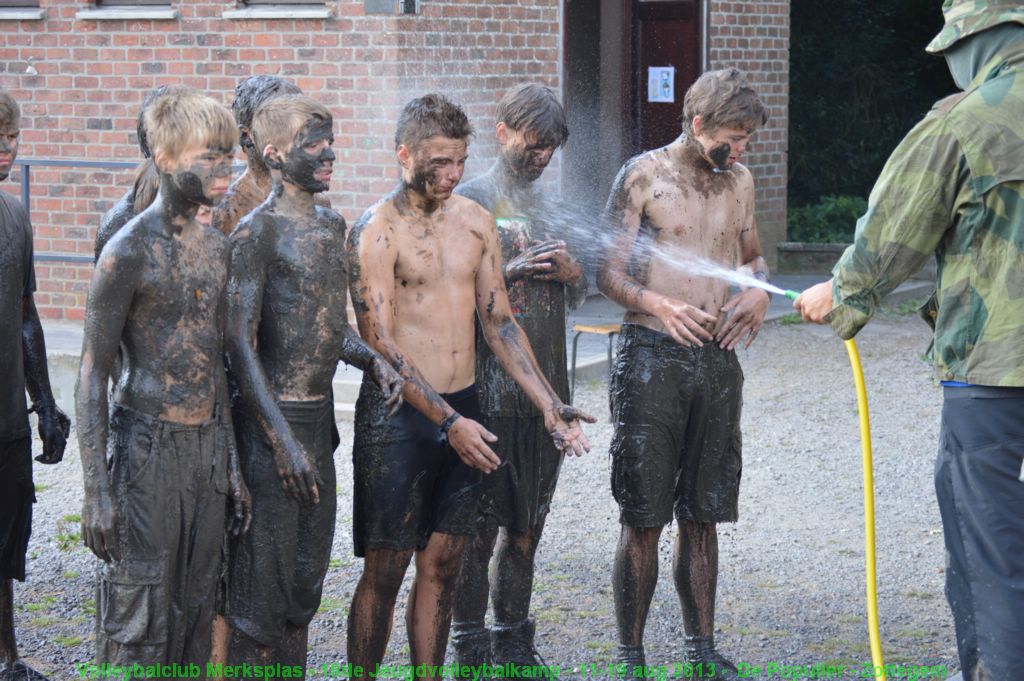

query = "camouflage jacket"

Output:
[[830, 42, 1024, 387]]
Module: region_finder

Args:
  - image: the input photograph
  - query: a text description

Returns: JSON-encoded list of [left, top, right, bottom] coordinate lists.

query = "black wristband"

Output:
[[440, 411, 461, 435]]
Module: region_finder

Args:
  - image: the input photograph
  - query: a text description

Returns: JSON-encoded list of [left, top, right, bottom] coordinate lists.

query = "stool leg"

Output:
[[570, 331, 582, 404]]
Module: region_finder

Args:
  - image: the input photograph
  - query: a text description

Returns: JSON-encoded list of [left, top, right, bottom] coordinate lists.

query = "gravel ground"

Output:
[[15, 310, 958, 680]]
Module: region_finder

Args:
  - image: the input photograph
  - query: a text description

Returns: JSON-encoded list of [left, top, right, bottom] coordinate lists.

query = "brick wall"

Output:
[[708, 0, 790, 269], [1, 0, 788, 320], [0, 0, 561, 319]]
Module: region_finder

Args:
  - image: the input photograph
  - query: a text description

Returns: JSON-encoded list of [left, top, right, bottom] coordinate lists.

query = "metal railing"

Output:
[[13, 157, 244, 265], [14, 158, 139, 264]]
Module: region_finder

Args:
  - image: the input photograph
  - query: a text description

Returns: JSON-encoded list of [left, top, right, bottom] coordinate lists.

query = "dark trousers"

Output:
[[935, 386, 1024, 681]]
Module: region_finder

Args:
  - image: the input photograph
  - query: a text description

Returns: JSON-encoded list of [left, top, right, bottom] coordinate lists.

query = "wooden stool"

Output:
[[569, 322, 621, 403]]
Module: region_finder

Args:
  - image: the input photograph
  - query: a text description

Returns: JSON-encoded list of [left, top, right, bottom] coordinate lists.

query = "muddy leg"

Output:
[[451, 528, 498, 665], [347, 548, 414, 671], [278, 624, 309, 670], [491, 518, 545, 623], [405, 533, 466, 678], [674, 521, 737, 677], [0, 579, 16, 667], [613, 524, 662, 665], [227, 627, 274, 667]]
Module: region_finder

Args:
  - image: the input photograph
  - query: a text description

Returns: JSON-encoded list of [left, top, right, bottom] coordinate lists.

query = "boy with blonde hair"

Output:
[[224, 95, 402, 669], [77, 87, 251, 668]]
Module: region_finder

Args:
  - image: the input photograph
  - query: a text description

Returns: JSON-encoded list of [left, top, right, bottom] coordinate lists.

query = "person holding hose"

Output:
[[796, 3, 1024, 679]]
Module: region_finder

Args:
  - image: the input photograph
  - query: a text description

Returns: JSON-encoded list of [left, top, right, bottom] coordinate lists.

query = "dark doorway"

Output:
[[563, 0, 703, 213]]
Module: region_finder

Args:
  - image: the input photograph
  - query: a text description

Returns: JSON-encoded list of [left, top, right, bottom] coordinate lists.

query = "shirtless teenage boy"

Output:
[[213, 75, 303, 237], [224, 95, 402, 670], [346, 93, 593, 677], [598, 68, 769, 677], [76, 88, 250, 667], [451, 83, 585, 667]]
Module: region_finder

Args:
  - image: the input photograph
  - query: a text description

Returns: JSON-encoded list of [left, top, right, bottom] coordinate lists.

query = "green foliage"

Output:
[[789, 0, 953, 207], [778, 313, 805, 325], [787, 195, 867, 243]]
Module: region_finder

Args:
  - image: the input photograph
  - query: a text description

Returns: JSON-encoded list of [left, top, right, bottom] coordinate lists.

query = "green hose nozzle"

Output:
[[784, 290, 800, 301]]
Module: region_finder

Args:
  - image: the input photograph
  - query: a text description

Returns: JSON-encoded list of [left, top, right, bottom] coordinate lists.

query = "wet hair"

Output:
[[232, 75, 302, 130], [682, 67, 769, 135], [496, 83, 569, 148], [144, 88, 236, 162], [0, 89, 20, 130], [394, 93, 474, 151], [131, 159, 159, 213], [135, 85, 191, 159], [251, 95, 332, 156]]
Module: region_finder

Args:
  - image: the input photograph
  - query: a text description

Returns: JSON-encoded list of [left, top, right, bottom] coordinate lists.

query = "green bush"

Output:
[[787, 195, 867, 243]]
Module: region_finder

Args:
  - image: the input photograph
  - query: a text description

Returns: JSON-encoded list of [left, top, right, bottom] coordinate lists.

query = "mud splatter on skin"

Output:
[[680, 137, 737, 199], [279, 119, 335, 194]]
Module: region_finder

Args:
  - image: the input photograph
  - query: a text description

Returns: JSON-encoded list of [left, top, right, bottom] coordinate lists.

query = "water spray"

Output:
[[784, 287, 886, 680]]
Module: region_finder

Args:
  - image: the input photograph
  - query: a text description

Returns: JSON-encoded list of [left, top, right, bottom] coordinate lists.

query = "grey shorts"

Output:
[[227, 398, 339, 647], [477, 415, 563, 533], [96, 405, 229, 667], [610, 324, 743, 526]]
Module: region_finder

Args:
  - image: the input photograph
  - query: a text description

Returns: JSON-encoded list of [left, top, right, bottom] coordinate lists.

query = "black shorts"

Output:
[[227, 397, 339, 647], [352, 382, 482, 557], [610, 324, 743, 526], [477, 415, 563, 533], [0, 437, 33, 581]]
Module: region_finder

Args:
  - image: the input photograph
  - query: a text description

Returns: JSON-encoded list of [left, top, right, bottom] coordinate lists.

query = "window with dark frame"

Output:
[[363, 0, 418, 14], [94, 0, 169, 6], [0, 0, 41, 7]]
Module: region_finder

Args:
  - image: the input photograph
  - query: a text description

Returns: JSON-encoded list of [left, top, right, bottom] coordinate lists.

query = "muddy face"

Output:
[[503, 129, 555, 183], [172, 145, 234, 207], [0, 125, 19, 182], [281, 118, 335, 194], [707, 143, 731, 171], [402, 136, 468, 211]]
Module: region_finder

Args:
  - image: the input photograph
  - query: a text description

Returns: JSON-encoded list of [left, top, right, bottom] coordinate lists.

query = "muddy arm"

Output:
[[717, 176, 770, 350], [22, 294, 69, 464], [76, 238, 143, 562], [476, 215, 593, 456], [346, 214, 452, 425]]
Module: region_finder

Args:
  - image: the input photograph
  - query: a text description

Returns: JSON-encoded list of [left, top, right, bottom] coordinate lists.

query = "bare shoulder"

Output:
[[729, 161, 756, 196], [93, 212, 151, 277], [348, 197, 397, 251], [448, 193, 494, 224], [232, 207, 272, 244]]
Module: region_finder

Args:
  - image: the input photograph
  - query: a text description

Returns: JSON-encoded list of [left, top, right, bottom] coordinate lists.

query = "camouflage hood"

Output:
[[927, 0, 1024, 53]]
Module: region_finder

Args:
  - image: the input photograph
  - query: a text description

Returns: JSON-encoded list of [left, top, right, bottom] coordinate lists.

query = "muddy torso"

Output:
[[457, 167, 570, 416], [620, 141, 753, 336], [251, 206, 349, 401], [0, 193, 34, 441], [115, 215, 229, 424], [380, 194, 487, 393]]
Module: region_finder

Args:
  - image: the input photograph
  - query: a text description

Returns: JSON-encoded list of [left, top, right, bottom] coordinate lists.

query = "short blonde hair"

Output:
[[251, 95, 332, 155], [144, 87, 236, 161], [682, 67, 768, 135]]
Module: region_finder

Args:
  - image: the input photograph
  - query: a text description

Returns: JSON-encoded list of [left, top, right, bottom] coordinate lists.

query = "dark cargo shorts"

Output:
[[96, 405, 229, 667], [352, 381, 482, 557], [0, 436, 33, 582], [610, 324, 743, 527], [227, 397, 339, 648], [477, 415, 563, 533]]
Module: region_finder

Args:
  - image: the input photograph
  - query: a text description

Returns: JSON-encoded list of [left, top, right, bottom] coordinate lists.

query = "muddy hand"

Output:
[[82, 492, 120, 563], [794, 279, 834, 324], [504, 240, 564, 283], [548, 405, 594, 457], [530, 240, 582, 284], [274, 446, 320, 505], [35, 404, 70, 464], [447, 416, 501, 473], [228, 465, 252, 536], [653, 297, 716, 347], [371, 356, 405, 420], [717, 288, 769, 350]]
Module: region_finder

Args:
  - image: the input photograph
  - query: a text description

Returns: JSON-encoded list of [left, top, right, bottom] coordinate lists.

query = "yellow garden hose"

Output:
[[783, 290, 885, 677], [845, 338, 886, 681]]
